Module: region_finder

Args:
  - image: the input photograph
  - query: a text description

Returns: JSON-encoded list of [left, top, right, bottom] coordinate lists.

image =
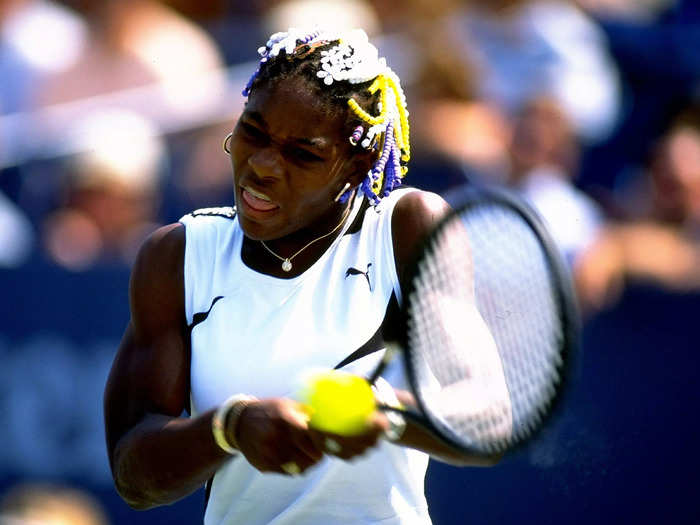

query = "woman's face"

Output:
[[229, 77, 364, 241]]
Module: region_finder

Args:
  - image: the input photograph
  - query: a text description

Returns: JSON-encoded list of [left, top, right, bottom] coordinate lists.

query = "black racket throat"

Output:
[[367, 343, 400, 385]]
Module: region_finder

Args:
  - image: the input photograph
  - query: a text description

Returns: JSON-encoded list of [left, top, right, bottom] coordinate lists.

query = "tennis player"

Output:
[[104, 28, 499, 525]]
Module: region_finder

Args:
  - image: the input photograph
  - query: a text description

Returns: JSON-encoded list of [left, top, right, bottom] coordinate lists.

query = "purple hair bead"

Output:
[[301, 30, 320, 44], [360, 176, 380, 205], [370, 122, 394, 176], [349, 126, 364, 146], [381, 147, 396, 196], [390, 143, 402, 188], [358, 120, 406, 206], [380, 139, 403, 197], [242, 68, 259, 97]]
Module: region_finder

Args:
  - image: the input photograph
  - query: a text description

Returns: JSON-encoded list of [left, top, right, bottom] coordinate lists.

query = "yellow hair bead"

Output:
[[368, 76, 383, 95], [347, 75, 390, 127], [346, 70, 411, 198], [348, 99, 386, 126], [370, 74, 410, 165]]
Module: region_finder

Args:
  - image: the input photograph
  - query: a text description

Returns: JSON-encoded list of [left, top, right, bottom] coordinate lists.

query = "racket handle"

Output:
[[367, 342, 400, 384]]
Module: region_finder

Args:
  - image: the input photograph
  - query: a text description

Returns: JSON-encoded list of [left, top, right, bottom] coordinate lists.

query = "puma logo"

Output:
[[345, 263, 372, 291]]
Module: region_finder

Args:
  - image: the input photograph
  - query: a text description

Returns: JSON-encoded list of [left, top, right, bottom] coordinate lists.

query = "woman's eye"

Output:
[[241, 122, 267, 142], [290, 148, 323, 163]]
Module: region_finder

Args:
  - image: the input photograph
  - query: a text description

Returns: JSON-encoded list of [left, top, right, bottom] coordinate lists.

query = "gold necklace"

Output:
[[260, 199, 354, 272]]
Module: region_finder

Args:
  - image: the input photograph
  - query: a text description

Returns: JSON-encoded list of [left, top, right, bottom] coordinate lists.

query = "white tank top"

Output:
[[179, 188, 431, 525]]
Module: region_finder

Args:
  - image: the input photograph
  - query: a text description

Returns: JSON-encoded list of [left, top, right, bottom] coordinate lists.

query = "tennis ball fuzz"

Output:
[[300, 370, 376, 436]]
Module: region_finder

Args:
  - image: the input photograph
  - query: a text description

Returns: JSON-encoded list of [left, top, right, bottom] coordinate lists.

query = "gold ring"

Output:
[[281, 461, 300, 475], [222, 133, 233, 154]]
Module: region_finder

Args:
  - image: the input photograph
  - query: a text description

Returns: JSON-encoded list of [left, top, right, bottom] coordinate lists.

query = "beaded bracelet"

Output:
[[211, 394, 257, 454]]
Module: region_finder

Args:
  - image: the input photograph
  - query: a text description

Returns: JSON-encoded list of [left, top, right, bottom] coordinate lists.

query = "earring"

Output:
[[333, 182, 352, 203], [223, 133, 233, 154]]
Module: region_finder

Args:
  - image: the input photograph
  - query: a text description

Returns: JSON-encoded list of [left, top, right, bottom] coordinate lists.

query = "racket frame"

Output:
[[378, 184, 580, 457]]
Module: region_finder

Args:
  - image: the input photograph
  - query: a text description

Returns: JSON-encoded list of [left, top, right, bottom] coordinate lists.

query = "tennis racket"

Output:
[[366, 184, 579, 457]]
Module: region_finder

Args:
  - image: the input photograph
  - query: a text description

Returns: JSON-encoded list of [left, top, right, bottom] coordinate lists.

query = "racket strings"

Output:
[[406, 203, 566, 453]]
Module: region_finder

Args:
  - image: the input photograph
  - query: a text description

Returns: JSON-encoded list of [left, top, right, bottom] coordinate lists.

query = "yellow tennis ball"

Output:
[[300, 370, 376, 436]]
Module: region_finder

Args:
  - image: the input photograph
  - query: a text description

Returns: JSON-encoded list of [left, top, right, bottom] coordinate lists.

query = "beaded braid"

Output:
[[242, 28, 411, 206]]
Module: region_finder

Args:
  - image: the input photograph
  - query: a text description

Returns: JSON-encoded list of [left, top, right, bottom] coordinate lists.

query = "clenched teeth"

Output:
[[243, 186, 271, 201]]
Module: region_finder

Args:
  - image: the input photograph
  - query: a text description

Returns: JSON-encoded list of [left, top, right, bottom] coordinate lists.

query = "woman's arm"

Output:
[[104, 224, 331, 509], [387, 190, 503, 467], [104, 223, 232, 509]]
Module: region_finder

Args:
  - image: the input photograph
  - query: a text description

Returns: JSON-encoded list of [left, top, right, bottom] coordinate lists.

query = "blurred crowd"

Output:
[[0, 0, 698, 302], [0, 1, 698, 522]]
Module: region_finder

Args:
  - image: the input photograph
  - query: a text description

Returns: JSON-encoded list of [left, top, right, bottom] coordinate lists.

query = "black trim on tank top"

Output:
[[188, 296, 225, 332], [333, 292, 397, 369]]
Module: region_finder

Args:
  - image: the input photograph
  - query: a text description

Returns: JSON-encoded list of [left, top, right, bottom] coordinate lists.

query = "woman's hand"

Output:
[[235, 398, 324, 475], [310, 411, 390, 462], [235, 400, 391, 474]]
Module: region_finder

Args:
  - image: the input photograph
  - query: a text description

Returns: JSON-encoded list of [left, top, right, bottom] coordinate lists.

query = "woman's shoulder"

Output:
[[137, 223, 185, 267], [391, 189, 451, 281], [131, 223, 185, 298], [178, 206, 238, 244], [391, 189, 450, 224]]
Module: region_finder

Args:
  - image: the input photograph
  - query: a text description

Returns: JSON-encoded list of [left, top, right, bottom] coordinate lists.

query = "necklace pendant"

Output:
[[282, 259, 292, 272]]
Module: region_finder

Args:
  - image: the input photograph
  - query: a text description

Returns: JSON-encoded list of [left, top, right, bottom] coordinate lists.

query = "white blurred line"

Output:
[[0, 61, 254, 169]]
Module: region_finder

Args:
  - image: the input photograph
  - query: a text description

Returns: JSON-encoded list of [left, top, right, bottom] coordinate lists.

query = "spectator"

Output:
[[575, 117, 700, 312], [508, 96, 603, 265], [0, 0, 87, 114], [371, 0, 621, 195], [42, 110, 165, 270], [373, 0, 508, 193], [409, 98, 510, 193], [39, 0, 225, 111], [0, 483, 108, 525], [572, 0, 699, 193], [449, 0, 622, 143]]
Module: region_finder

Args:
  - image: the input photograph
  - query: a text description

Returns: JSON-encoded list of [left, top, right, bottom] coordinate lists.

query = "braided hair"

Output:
[[242, 28, 411, 206]]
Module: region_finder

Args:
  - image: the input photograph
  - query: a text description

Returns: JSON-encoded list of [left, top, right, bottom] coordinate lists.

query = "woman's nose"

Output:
[[248, 147, 284, 179]]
